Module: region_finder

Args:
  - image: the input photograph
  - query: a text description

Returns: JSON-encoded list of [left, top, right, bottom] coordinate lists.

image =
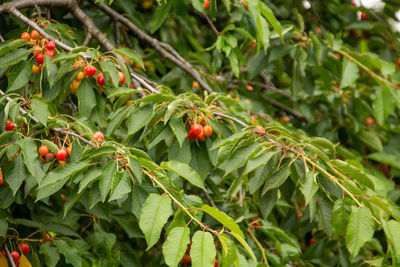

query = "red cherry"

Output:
[[309, 237, 318, 245], [36, 53, 44, 64], [38, 145, 49, 156], [45, 153, 55, 162], [251, 221, 261, 227], [6, 121, 15, 131], [19, 243, 30, 255], [97, 73, 105, 85], [45, 49, 54, 58], [93, 131, 104, 142], [188, 129, 198, 140], [296, 211, 302, 220], [130, 83, 134, 89], [21, 32, 30, 40], [215, 258, 218, 267], [1, 251, 6, 257], [190, 124, 202, 135], [351, 1, 357, 7], [118, 71, 125, 84], [56, 148, 67, 161], [10, 251, 19, 263], [85, 66, 97, 76], [360, 12, 368, 20], [46, 40, 56, 50], [182, 254, 191, 263], [204, 0, 209, 9], [197, 128, 205, 141], [0, 175, 5, 186]]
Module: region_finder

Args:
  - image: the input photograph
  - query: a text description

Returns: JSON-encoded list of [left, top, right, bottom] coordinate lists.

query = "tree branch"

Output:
[[52, 128, 97, 148], [261, 95, 307, 122]]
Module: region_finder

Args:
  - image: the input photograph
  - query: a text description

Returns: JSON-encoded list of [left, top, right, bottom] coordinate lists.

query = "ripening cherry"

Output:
[[10, 251, 19, 263], [215, 259, 219, 267], [190, 124, 202, 135], [21, 32, 30, 40], [36, 53, 44, 64], [85, 66, 97, 76], [188, 129, 198, 140], [182, 254, 191, 263], [19, 243, 30, 255], [118, 71, 125, 84], [360, 12, 368, 20], [296, 211, 302, 220], [97, 73, 105, 85], [203, 125, 213, 136], [6, 121, 15, 131], [45, 49, 54, 58], [365, 117, 375, 126], [251, 221, 261, 227], [309, 237, 318, 245], [30, 30, 39, 39], [32, 64, 40, 75], [204, 0, 209, 9], [46, 40, 56, 50], [246, 85, 254, 91], [197, 128, 205, 142], [60, 194, 67, 201], [282, 116, 291, 123], [38, 145, 49, 156], [0, 174, 5, 186], [192, 81, 199, 88], [57, 160, 66, 167], [45, 153, 55, 162], [56, 148, 67, 161], [76, 71, 85, 81], [67, 145, 72, 156], [93, 131, 104, 142], [351, 1, 357, 7]]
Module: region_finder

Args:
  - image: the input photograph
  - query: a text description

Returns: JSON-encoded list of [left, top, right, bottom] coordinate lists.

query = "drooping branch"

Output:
[[95, 2, 215, 94]]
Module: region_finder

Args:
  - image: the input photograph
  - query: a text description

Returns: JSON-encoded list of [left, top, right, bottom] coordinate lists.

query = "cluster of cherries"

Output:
[[5, 120, 15, 131], [38, 143, 71, 167], [21, 30, 57, 74], [188, 123, 213, 141], [1, 242, 29, 265], [70, 59, 128, 93]]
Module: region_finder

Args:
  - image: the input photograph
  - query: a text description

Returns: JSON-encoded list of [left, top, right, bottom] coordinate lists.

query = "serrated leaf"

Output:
[[0, 48, 30, 69], [150, 0, 172, 33], [300, 171, 318, 205], [106, 105, 132, 136], [17, 137, 44, 183], [78, 168, 102, 193], [243, 151, 274, 175], [139, 194, 172, 250], [109, 171, 131, 202], [5, 155, 26, 195], [102, 60, 120, 88], [190, 231, 216, 267], [169, 118, 187, 147], [53, 239, 82, 267], [201, 204, 245, 239], [77, 79, 96, 118], [262, 165, 291, 194], [230, 231, 257, 263], [346, 206, 374, 258], [8, 60, 32, 91], [114, 47, 144, 69], [162, 227, 190, 267], [37, 162, 89, 200], [0, 39, 27, 57], [329, 159, 374, 189], [357, 130, 382, 152], [31, 99, 49, 126], [161, 160, 205, 190], [128, 156, 143, 184], [259, 2, 282, 40], [331, 199, 350, 237], [127, 104, 153, 135], [99, 160, 118, 202], [382, 220, 400, 263], [218, 142, 260, 176], [340, 58, 359, 88]]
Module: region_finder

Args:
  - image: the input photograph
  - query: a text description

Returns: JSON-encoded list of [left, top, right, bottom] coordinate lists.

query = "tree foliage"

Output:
[[0, 0, 400, 266]]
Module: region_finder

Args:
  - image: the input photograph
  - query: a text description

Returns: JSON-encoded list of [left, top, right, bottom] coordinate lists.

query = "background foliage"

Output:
[[1, 0, 400, 266]]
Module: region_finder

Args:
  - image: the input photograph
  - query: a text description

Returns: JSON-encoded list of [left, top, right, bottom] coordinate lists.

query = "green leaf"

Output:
[[346, 206, 374, 258], [300, 171, 318, 205], [0, 217, 8, 236], [109, 171, 131, 202], [262, 165, 291, 194], [169, 118, 187, 147], [17, 137, 44, 183], [128, 156, 143, 184], [162, 227, 190, 267], [53, 239, 82, 267], [218, 235, 238, 267], [190, 231, 216, 267], [373, 84, 395, 125], [139, 194, 172, 250], [78, 168, 102, 193], [368, 152, 400, 169], [259, 2, 283, 40], [0, 39, 27, 57], [99, 160, 118, 202], [106, 105, 132, 136], [31, 99, 49, 126], [37, 162, 89, 200], [77, 79, 96, 118], [340, 58, 359, 88], [201, 204, 245, 239], [357, 130, 382, 152], [329, 159, 374, 189], [243, 151, 274, 175], [0, 48, 30, 69], [150, 0, 172, 33], [8, 60, 32, 91], [218, 142, 260, 176], [382, 220, 400, 263], [230, 231, 257, 263], [40, 243, 60, 267], [331, 199, 350, 237], [161, 160, 205, 190], [102, 60, 120, 88], [127, 104, 154, 135], [114, 47, 144, 70], [5, 155, 26, 195]]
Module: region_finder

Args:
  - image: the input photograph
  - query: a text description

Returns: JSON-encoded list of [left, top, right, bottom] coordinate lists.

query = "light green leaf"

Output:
[[329, 159, 374, 189], [161, 160, 205, 190], [218, 142, 260, 176], [169, 118, 187, 147], [17, 137, 44, 183], [139, 194, 172, 250], [190, 231, 216, 267], [243, 151, 274, 175], [357, 130, 382, 152], [109, 171, 131, 202], [114, 47, 144, 70], [340, 58, 359, 88], [346, 206, 374, 258], [8, 61, 32, 91], [259, 2, 283, 40], [230, 231, 257, 263], [102, 60, 120, 88], [382, 220, 400, 263], [0, 48, 30, 69], [162, 227, 190, 267], [31, 99, 49, 126], [99, 160, 118, 202], [300, 171, 318, 205], [201, 204, 245, 239]]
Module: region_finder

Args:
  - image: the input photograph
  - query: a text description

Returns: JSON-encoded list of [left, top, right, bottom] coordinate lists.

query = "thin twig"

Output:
[[4, 244, 16, 267], [114, 20, 120, 47], [82, 32, 92, 46], [52, 128, 97, 148], [202, 190, 217, 208], [261, 95, 307, 122]]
